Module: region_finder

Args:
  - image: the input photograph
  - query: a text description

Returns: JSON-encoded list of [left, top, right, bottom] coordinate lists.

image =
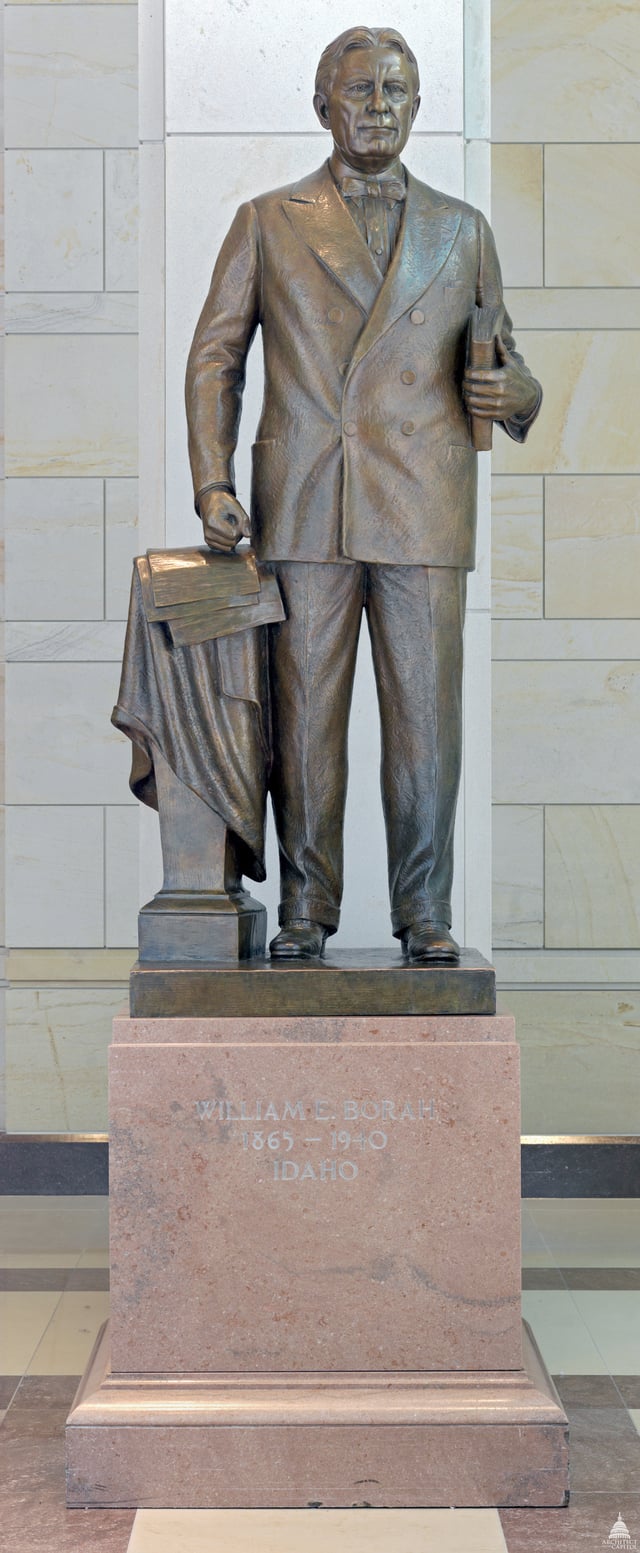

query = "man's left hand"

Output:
[[463, 336, 539, 422]]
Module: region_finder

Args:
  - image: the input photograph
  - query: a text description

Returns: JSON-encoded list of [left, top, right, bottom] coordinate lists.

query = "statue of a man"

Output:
[[185, 26, 541, 963]]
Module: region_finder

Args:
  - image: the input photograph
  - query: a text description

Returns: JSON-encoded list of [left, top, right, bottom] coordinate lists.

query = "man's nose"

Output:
[[368, 83, 389, 115]]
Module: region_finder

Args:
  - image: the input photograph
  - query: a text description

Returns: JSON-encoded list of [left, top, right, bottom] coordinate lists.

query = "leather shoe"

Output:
[[269, 918, 328, 959], [401, 921, 460, 964]]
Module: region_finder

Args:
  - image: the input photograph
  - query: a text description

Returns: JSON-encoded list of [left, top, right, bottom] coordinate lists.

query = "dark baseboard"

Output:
[[521, 1141, 640, 1198], [0, 1136, 109, 1194], [1, 1135, 639, 1197]]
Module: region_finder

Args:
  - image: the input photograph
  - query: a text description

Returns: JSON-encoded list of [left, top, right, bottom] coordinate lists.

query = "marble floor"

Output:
[[1, 1196, 640, 1551]]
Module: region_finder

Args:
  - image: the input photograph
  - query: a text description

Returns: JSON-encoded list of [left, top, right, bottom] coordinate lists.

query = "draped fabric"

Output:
[[112, 560, 271, 882]]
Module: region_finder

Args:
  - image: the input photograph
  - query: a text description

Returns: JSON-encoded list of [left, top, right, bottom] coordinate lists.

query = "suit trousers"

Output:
[[268, 560, 467, 937]]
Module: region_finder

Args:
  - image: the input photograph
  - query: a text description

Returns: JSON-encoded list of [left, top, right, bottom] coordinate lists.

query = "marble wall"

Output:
[[3, 0, 139, 1131], [491, 0, 640, 1136], [3, 0, 638, 1140]]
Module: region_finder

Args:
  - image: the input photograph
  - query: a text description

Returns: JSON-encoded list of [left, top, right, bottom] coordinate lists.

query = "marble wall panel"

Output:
[[5, 805, 103, 947], [5, 987, 127, 1133], [5, 292, 137, 333], [105, 150, 139, 291], [105, 806, 139, 946], [5, 621, 126, 662], [493, 661, 640, 803], [491, 145, 543, 288], [507, 990, 640, 1136], [545, 806, 640, 950], [137, 142, 165, 551], [165, 133, 465, 537], [491, 475, 543, 618], [495, 948, 640, 986], [10, 0, 136, 5], [545, 476, 640, 619], [5, 662, 135, 804], [493, 620, 640, 662], [503, 289, 640, 331], [6, 149, 103, 291], [6, 947, 134, 981], [5, 6, 137, 149], [5, 478, 103, 620], [6, 335, 138, 476], [105, 478, 138, 617], [492, 805, 543, 949], [545, 145, 640, 287], [491, 333, 640, 477], [492, 0, 640, 143], [166, 1, 464, 136]]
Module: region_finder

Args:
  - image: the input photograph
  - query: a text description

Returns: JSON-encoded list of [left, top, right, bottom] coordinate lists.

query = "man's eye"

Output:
[[387, 84, 407, 97], [349, 82, 370, 94]]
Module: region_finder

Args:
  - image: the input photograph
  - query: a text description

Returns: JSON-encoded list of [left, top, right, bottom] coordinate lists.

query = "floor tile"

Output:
[[0, 1267, 109, 1292], [26, 1291, 109, 1376], [2, 1435, 135, 1552], [527, 1201, 640, 1267], [500, 1494, 640, 1553], [2, 1375, 79, 1439], [563, 1405, 640, 1494], [127, 1509, 507, 1553], [614, 1378, 640, 1408], [521, 1268, 566, 1289], [0, 1252, 80, 1269], [0, 1292, 61, 1373], [522, 1291, 607, 1374], [76, 1248, 110, 1268], [521, 1204, 556, 1267], [562, 1268, 640, 1290], [570, 1291, 640, 1374], [0, 1200, 109, 1254], [553, 1375, 623, 1409], [0, 1376, 20, 1409]]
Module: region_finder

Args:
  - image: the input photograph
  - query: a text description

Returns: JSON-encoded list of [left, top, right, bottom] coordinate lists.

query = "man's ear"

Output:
[[313, 92, 331, 130], [410, 93, 421, 125]]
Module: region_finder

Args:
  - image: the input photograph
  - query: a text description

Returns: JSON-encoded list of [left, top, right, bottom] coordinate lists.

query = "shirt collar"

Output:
[[329, 150, 406, 192]]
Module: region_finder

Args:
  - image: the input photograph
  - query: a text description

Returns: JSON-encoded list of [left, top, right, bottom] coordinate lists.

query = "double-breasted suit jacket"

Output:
[[186, 160, 538, 569], [186, 161, 540, 936]]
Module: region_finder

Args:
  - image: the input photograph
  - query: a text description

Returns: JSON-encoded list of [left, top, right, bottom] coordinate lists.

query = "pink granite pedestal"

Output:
[[66, 1009, 569, 1507]]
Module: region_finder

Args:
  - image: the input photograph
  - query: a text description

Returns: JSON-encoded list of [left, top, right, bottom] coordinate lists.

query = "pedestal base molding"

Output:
[[66, 1321, 568, 1509]]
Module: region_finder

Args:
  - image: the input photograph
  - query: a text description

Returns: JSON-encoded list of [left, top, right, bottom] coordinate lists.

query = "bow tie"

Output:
[[340, 174, 406, 204]]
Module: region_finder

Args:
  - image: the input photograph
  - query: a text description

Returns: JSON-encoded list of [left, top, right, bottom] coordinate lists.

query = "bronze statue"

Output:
[[186, 25, 542, 964]]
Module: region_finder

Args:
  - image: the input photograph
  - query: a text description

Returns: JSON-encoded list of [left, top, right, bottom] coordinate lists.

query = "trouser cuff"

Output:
[[391, 898, 452, 937], [279, 896, 339, 934]]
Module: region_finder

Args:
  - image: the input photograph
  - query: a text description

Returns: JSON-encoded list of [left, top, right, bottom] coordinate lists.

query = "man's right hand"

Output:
[[199, 489, 251, 552]]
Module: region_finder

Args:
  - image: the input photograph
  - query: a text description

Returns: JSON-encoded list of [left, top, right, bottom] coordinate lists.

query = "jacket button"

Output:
[[328, 306, 344, 323], [401, 370, 416, 384], [410, 309, 425, 325], [401, 420, 415, 435], [339, 361, 349, 376], [343, 420, 357, 436]]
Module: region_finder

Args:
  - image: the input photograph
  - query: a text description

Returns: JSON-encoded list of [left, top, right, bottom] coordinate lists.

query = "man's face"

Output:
[[315, 45, 419, 174]]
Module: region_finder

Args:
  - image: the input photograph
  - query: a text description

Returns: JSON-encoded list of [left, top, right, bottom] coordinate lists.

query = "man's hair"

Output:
[[315, 26, 420, 104]]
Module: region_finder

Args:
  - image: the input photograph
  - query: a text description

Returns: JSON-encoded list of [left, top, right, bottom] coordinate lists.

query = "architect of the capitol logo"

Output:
[[604, 1514, 638, 1549]]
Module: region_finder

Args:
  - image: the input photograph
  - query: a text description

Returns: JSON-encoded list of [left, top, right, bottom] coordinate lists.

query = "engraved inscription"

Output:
[[192, 1095, 436, 1184]]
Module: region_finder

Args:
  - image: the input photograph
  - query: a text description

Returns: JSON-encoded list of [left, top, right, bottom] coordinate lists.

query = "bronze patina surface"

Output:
[[185, 24, 542, 958], [129, 947, 496, 1018]]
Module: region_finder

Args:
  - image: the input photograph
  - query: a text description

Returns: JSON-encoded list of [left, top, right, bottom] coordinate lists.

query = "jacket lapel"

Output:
[[283, 163, 382, 318], [349, 172, 462, 369]]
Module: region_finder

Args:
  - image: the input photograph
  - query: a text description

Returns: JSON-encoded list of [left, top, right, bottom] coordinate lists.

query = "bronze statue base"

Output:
[[138, 889, 267, 964], [129, 946, 495, 1017]]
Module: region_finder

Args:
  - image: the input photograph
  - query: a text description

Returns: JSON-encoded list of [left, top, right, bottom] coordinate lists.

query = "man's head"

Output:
[[314, 27, 420, 175]]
